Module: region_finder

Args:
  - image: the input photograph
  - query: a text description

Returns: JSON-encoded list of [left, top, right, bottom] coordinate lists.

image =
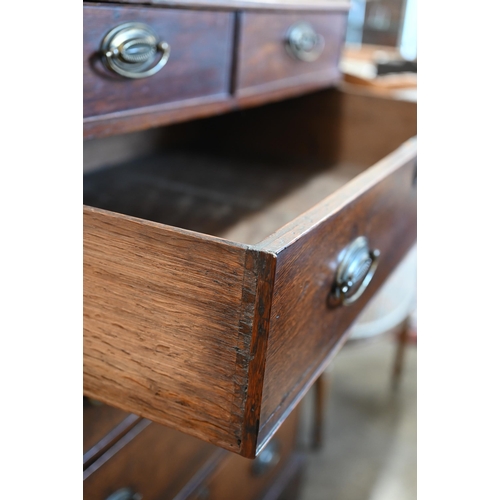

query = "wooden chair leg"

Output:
[[391, 318, 410, 391], [311, 373, 330, 449]]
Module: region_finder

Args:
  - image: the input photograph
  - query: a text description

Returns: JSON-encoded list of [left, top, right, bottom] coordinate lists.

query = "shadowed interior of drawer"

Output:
[[84, 87, 417, 245], [83, 151, 365, 245]]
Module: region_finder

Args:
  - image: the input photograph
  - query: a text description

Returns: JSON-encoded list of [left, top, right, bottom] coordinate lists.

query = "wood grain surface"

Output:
[[83, 5, 233, 118], [256, 138, 417, 449], [84, 206, 254, 453], [236, 12, 346, 97]]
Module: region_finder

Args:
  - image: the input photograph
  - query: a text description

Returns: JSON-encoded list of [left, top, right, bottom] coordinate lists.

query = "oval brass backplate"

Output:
[[101, 22, 170, 79]]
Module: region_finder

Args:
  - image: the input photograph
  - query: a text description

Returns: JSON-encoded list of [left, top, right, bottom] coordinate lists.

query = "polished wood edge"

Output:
[[90, 0, 351, 12], [172, 448, 228, 500], [83, 414, 142, 470], [83, 94, 234, 140], [83, 205, 249, 250], [235, 69, 341, 108], [83, 419, 151, 480], [255, 137, 418, 253], [83, 94, 231, 125], [239, 249, 277, 458]]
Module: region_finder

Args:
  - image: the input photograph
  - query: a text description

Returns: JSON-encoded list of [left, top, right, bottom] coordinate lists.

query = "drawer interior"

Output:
[[84, 87, 416, 244], [84, 148, 364, 246]]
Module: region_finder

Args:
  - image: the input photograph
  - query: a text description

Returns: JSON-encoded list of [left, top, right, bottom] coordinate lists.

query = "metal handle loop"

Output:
[[328, 237, 380, 308], [101, 23, 170, 79]]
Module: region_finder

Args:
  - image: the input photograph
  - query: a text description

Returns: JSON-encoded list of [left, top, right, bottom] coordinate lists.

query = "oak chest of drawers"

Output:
[[83, 1, 416, 498]]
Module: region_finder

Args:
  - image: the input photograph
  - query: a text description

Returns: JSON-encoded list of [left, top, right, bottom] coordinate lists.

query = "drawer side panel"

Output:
[[83, 207, 251, 452]]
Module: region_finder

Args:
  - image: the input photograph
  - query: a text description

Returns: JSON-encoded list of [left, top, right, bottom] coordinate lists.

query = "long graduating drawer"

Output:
[[84, 89, 417, 457]]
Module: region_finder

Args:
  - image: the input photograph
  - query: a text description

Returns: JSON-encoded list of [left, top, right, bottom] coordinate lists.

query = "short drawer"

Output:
[[83, 5, 234, 119], [83, 420, 217, 500], [235, 12, 347, 99], [83, 88, 416, 457]]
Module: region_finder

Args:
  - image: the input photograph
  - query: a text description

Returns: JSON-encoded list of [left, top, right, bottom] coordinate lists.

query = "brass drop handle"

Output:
[[328, 237, 380, 308], [286, 22, 325, 62], [101, 22, 170, 79]]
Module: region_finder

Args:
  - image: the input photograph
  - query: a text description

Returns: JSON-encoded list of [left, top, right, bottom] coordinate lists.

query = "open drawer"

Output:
[[83, 87, 417, 457]]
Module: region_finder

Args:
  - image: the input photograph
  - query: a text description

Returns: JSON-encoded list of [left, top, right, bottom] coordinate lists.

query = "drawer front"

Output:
[[236, 12, 347, 97], [83, 6, 234, 118], [189, 407, 299, 500], [83, 420, 217, 500], [256, 139, 417, 448]]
